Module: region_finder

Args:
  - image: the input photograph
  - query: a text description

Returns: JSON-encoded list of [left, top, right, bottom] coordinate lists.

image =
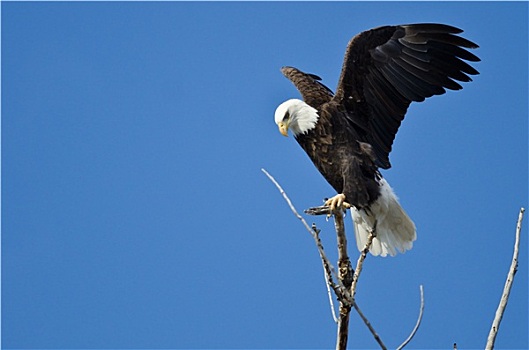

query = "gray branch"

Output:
[[396, 285, 425, 350], [351, 222, 376, 298], [263, 169, 404, 350], [352, 301, 387, 350], [331, 209, 353, 350], [261, 169, 345, 309], [485, 207, 525, 349]]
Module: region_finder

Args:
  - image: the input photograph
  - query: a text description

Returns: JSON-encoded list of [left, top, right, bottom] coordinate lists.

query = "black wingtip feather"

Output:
[[335, 22, 479, 167], [402, 23, 464, 34]]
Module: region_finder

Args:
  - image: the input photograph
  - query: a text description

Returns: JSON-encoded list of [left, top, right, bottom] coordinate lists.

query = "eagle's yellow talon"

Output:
[[325, 193, 350, 212]]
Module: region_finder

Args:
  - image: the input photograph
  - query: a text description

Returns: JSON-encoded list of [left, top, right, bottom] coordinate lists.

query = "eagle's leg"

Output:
[[325, 193, 351, 211]]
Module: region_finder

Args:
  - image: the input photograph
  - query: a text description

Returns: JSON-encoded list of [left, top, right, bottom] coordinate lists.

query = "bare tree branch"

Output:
[[305, 205, 376, 300], [333, 210, 353, 290], [261, 168, 336, 275], [336, 304, 351, 350], [324, 268, 339, 324], [351, 302, 388, 350], [304, 206, 356, 350], [306, 205, 384, 349], [264, 169, 525, 350], [304, 207, 386, 349], [313, 223, 339, 323], [396, 285, 425, 350], [351, 224, 376, 298], [486, 207, 525, 349], [263, 169, 392, 350], [332, 209, 353, 350], [261, 169, 346, 312]]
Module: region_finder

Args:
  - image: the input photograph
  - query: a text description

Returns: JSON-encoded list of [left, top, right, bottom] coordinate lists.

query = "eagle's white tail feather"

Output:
[[351, 178, 416, 257]]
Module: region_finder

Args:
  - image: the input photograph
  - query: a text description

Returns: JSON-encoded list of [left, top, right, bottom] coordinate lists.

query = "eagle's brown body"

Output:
[[295, 101, 380, 209]]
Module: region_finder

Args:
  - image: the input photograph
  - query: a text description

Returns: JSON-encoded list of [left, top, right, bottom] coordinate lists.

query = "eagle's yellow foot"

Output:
[[324, 193, 351, 212]]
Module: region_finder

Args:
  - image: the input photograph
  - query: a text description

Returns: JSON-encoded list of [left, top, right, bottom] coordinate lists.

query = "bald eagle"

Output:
[[274, 23, 479, 257]]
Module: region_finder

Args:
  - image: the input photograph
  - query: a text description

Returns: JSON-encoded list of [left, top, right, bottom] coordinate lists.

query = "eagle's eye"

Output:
[[282, 111, 290, 122]]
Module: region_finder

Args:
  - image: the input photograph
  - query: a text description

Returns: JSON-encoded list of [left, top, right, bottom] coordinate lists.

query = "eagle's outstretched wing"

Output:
[[281, 66, 334, 109], [333, 23, 480, 169]]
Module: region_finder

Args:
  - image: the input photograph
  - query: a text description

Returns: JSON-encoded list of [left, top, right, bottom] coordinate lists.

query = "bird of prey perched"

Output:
[[274, 23, 479, 256]]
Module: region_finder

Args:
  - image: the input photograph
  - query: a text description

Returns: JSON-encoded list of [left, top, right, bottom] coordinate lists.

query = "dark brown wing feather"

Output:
[[281, 66, 334, 109], [334, 23, 480, 169]]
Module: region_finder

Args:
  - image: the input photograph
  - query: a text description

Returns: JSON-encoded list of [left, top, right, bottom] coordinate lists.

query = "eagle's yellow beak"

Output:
[[278, 122, 289, 137]]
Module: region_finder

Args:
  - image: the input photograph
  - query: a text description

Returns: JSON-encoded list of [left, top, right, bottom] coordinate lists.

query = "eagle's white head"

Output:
[[274, 99, 319, 137]]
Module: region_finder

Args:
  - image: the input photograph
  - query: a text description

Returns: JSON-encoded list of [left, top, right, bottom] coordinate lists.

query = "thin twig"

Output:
[[351, 223, 376, 297], [305, 206, 355, 300], [486, 207, 525, 349], [396, 285, 425, 350], [313, 223, 339, 323], [305, 205, 332, 216], [324, 266, 339, 323], [261, 168, 330, 264], [351, 301, 387, 350]]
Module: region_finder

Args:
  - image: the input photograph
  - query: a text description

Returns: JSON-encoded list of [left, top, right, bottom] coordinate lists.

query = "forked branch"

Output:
[[263, 168, 423, 350], [263, 171, 524, 349], [305, 204, 377, 349]]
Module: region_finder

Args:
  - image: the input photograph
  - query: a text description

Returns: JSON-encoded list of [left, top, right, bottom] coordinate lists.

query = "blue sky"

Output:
[[2, 1, 527, 349]]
